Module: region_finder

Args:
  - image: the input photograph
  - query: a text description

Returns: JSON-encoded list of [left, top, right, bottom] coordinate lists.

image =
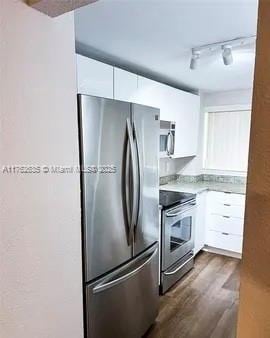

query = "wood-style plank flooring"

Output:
[[145, 252, 240, 338]]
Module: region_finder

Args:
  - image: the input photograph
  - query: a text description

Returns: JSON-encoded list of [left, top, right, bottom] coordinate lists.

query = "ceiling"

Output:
[[75, 0, 258, 93]]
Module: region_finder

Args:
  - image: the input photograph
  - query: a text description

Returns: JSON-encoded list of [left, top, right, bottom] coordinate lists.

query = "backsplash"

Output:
[[201, 174, 247, 184], [159, 174, 178, 185], [160, 174, 247, 186]]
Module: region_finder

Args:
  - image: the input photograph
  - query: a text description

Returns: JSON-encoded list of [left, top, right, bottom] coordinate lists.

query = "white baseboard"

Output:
[[202, 245, 242, 259]]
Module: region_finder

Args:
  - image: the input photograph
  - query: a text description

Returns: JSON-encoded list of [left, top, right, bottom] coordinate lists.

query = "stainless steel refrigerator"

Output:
[[77, 94, 160, 338]]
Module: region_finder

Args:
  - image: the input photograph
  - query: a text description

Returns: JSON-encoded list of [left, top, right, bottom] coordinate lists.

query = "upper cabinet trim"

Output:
[[27, 0, 98, 17]]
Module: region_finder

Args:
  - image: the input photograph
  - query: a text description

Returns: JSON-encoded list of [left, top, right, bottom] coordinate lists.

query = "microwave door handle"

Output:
[[170, 132, 174, 156], [126, 118, 138, 244], [166, 132, 171, 156]]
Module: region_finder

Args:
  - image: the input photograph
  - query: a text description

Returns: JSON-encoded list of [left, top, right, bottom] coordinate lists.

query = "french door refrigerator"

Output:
[[78, 94, 160, 338]]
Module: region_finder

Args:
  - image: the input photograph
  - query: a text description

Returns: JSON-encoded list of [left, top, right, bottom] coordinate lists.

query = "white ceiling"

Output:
[[75, 0, 258, 93]]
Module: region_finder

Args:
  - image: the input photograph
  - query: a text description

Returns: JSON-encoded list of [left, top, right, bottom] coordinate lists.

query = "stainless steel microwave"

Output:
[[160, 120, 176, 158]]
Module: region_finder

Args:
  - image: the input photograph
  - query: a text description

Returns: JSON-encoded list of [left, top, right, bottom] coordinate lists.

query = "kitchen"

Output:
[[1, 1, 263, 338], [74, 1, 257, 337]]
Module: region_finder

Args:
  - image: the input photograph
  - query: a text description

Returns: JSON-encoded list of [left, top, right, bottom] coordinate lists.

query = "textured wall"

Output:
[[0, 1, 83, 338], [237, 1, 270, 337]]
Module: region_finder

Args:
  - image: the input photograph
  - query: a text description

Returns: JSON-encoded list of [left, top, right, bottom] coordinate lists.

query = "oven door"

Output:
[[162, 202, 196, 271]]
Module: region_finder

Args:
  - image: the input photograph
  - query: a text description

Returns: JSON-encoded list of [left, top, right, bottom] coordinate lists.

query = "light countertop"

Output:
[[160, 180, 246, 195]]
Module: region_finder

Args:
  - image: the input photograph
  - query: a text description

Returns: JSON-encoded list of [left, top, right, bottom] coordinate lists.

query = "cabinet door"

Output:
[[194, 191, 206, 255], [206, 230, 243, 253], [137, 77, 176, 121], [171, 90, 200, 158], [114, 68, 138, 102], [205, 191, 245, 254], [76, 54, 113, 99], [136, 77, 161, 109]]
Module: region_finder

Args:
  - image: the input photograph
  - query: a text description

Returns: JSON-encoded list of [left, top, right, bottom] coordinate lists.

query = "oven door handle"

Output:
[[165, 204, 196, 217], [164, 254, 194, 276]]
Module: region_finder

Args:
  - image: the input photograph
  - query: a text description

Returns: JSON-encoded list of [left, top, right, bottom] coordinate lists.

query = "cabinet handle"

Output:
[[224, 204, 231, 206], [223, 215, 230, 218], [222, 232, 229, 236]]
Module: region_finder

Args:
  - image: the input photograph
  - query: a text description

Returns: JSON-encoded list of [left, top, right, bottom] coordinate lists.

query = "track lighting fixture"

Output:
[[189, 35, 255, 70], [190, 51, 200, 70], [222, 45, 233, 65]]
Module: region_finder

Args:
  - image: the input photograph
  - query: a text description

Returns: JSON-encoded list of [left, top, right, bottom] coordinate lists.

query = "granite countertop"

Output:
[[160, 180, 246, 195]]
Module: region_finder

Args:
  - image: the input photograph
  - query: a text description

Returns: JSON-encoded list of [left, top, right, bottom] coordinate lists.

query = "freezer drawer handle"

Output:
[[164, 254, 194, 276], [93, 248, 158, 294]]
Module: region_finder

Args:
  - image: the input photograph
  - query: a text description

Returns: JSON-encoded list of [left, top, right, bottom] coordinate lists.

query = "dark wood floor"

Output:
[[146, 252, 240, 338]]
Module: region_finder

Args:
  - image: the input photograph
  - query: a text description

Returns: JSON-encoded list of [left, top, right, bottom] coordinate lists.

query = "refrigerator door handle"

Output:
[[126, 118, 139, 244], [93, 247, 158, 294], [125, 140, 131, 243], [133, 122, 141, 229]]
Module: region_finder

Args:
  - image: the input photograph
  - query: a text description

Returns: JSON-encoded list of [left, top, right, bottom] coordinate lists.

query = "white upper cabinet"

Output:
[[135, 77, 162, 110], [114, 68, 138, 103], [173, 90, 200, 158], [76, 54, 114, 99], [76, 55, 200, 158], [137, 76, 200, 158]]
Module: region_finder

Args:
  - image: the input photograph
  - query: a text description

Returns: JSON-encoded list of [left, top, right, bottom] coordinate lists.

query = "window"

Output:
[[204, 108, 251, 172]]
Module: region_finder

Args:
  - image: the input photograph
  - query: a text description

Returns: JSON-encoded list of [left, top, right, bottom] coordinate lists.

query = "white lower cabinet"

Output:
[[194, 191, 207, 255], [206, 230, 243, 253], [208, 214, 244, 236], [205, 191, 246, 254]]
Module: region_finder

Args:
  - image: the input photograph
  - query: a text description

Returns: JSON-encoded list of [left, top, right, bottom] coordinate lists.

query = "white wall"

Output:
[[203, 88, 253, 107], [160, 89, 253, 178], [0, 2, 83, 338]]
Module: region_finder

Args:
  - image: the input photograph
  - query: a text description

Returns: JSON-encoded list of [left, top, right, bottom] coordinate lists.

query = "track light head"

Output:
[[222, 45, 233, 66], [190, 51, 200, 70]]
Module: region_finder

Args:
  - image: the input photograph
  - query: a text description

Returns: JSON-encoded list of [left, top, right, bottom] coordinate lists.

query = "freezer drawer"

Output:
[[85, 243, 159, 338]]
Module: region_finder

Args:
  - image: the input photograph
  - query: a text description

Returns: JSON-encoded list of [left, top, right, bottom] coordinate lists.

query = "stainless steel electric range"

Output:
[[159, 190, 196, 294]]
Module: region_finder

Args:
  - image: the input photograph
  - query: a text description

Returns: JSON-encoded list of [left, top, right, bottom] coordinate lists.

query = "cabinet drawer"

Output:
[[212, 203, 245, 218], [206, 230, 243, 253], [208, 191, 245, 206], [209, 214, 244, 236]]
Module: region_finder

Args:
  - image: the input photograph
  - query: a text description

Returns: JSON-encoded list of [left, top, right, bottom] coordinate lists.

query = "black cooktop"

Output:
[[159, 190, 196, 209]]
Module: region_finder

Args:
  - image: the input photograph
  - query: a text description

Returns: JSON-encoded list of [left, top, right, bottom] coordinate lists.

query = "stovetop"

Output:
[[159, 190, 196, 209]]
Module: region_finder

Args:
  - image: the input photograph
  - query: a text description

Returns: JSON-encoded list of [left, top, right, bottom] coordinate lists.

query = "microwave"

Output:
[[160, 120, 176, 158]]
